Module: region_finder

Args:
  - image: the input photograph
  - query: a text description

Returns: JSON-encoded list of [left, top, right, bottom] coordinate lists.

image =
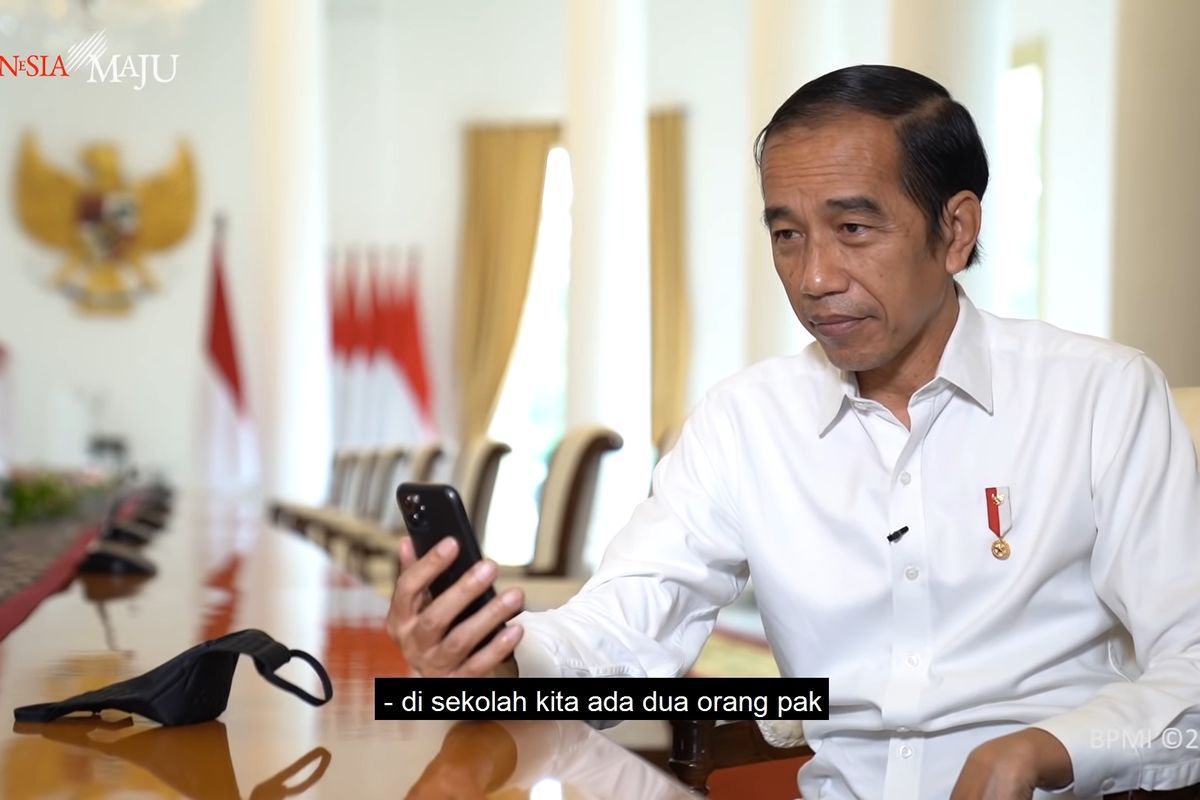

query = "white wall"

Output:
[[0, 0, 257, 481]]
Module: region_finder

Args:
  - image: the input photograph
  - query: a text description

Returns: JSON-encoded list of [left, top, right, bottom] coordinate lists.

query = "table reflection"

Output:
[[408, 721, 693, 800], [10, 718, 331, 799]]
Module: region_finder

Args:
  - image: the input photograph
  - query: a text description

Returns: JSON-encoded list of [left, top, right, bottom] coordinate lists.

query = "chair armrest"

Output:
[[668, 719, 812, 794]]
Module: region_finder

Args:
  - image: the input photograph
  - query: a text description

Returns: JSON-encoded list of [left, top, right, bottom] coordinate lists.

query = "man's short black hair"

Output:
[[755, 64, 989, 266]]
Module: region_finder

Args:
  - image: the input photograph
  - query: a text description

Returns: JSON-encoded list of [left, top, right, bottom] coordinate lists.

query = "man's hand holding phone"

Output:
[[387, 535, 525, 677]]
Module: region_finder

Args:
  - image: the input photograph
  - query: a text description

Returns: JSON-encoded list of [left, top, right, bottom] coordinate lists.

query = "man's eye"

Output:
[[772, 229, 800, 242], [841, 223, 868, 235]]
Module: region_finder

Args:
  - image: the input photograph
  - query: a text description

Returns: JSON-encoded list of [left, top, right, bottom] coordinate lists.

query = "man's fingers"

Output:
[[454, 624, 524, 677], [416, 560, 501, 644], [437, 587, 525, 661], [397, 536, 416, 570], [383, 539, 525, 679], [391, 537, 460, 619]]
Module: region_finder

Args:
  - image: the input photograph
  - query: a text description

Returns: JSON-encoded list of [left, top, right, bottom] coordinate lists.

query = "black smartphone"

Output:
[[396, 482, 507, 650]]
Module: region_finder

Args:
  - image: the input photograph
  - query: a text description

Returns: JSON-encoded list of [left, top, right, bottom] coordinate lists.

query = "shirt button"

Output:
[[899, 471, 912, 485], [899, 745, 913, 759], [904, 566, 920, 581], [1101, 779, 1116, 792], [906, 654, 921, 668]]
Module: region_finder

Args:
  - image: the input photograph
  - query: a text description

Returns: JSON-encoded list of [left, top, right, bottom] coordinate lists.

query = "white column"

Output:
[[564, 0, 652, 567], [251, 0, 332, 501], [744, 0, 891, 365], [890, 0, 1007, 310]]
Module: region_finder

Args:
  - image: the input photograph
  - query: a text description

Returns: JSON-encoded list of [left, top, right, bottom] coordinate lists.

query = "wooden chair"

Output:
[[489, 426, 624, 613], [522, 425, 624, 579], [364, 447, 410, 522], [328, 450, 357, 506], [668, 388, 1200, 796], [668, 720, 811, 794], [407, 442, 445, 484], [272, 447, 408, 553], [451, 437, 512, 548], [269, 449, 371, 534], [337, 442, 452, 578], [341, 439, 511, 580], [301, 449, 386, 548]]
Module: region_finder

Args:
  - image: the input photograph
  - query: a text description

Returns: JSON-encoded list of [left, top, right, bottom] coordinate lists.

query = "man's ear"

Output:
[[942, 191, 982, 275]]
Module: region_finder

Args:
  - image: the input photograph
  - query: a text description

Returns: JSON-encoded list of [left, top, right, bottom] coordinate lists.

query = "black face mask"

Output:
[[13, 629, 332, 726]]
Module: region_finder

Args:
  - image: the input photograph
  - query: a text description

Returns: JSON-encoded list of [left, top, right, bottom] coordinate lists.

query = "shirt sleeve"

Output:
[[513, 391, 749, 679], [1033, 354, 1200, 796]]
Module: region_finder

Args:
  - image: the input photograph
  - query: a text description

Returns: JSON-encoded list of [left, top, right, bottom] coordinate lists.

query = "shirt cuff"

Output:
[[1032, 709, 1144, 797], [513, 618, 562, 678], [757, 720, 807, 748]]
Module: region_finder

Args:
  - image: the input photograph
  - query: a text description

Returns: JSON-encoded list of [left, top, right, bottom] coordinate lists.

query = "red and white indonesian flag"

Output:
[[393, 248, 435, 438], [340, 247, 372, 448], [328, 246, 435, 449], [329, 248, 352, 449], [200, 217, 258, 493], [371, 248, 433, 445]]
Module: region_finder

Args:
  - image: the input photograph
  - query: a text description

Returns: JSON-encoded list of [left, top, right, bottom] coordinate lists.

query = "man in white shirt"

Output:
[[387, 65, 1200, 799]]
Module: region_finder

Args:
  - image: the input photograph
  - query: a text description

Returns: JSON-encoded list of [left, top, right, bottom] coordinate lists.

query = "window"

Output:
[[483, 147, 572, 565]]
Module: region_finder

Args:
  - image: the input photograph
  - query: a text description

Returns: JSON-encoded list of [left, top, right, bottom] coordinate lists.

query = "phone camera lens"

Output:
[[402, 494, 420, 514]]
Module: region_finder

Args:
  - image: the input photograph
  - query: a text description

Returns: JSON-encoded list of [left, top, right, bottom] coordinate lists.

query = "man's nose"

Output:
[[798, 239, 848, 297]]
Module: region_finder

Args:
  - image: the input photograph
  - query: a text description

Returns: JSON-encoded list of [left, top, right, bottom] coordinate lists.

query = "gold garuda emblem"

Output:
[[14, 132, 196, 313]]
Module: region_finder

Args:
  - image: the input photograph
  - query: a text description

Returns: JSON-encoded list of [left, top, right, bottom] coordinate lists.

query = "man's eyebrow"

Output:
[[826, 195, 884, 215], [762, 205, 797, 226]]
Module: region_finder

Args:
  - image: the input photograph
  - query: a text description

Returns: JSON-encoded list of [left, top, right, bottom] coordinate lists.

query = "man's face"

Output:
[[760, 113, 964, 373]]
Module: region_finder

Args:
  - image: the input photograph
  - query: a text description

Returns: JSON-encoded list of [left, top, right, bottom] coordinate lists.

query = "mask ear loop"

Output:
[[248, 746, 332, 799], [254, 649, 334, 706]]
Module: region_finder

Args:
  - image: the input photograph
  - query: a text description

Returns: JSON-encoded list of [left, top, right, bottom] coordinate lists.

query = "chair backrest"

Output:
[[328, 451, 355, 506], [407, 443, 444, 483], [1171, 386, 1200, 457], [527, 426, 623, 578], [452, 437, 512, 548], [337, 451, 374, 512], [364, 446, 409, 524], [349, 449, 387, 517]]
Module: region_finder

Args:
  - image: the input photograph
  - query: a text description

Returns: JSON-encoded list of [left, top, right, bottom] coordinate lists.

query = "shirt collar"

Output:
[[814, 283, 994, 436]]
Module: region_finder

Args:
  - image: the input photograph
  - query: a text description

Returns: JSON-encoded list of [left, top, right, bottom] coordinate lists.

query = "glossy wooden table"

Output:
[[0, 496, 694, 799]]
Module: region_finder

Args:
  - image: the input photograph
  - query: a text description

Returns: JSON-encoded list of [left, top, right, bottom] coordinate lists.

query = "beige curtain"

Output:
[[649, 110, 692, 448], [456, 123, 560, 441]]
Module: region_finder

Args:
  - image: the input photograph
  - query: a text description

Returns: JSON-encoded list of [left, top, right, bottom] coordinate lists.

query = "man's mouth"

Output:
[[811, 315, 867, 336]]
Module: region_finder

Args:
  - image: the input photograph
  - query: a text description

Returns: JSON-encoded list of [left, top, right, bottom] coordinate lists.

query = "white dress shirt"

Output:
[[513, 288, 1200, 799]]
